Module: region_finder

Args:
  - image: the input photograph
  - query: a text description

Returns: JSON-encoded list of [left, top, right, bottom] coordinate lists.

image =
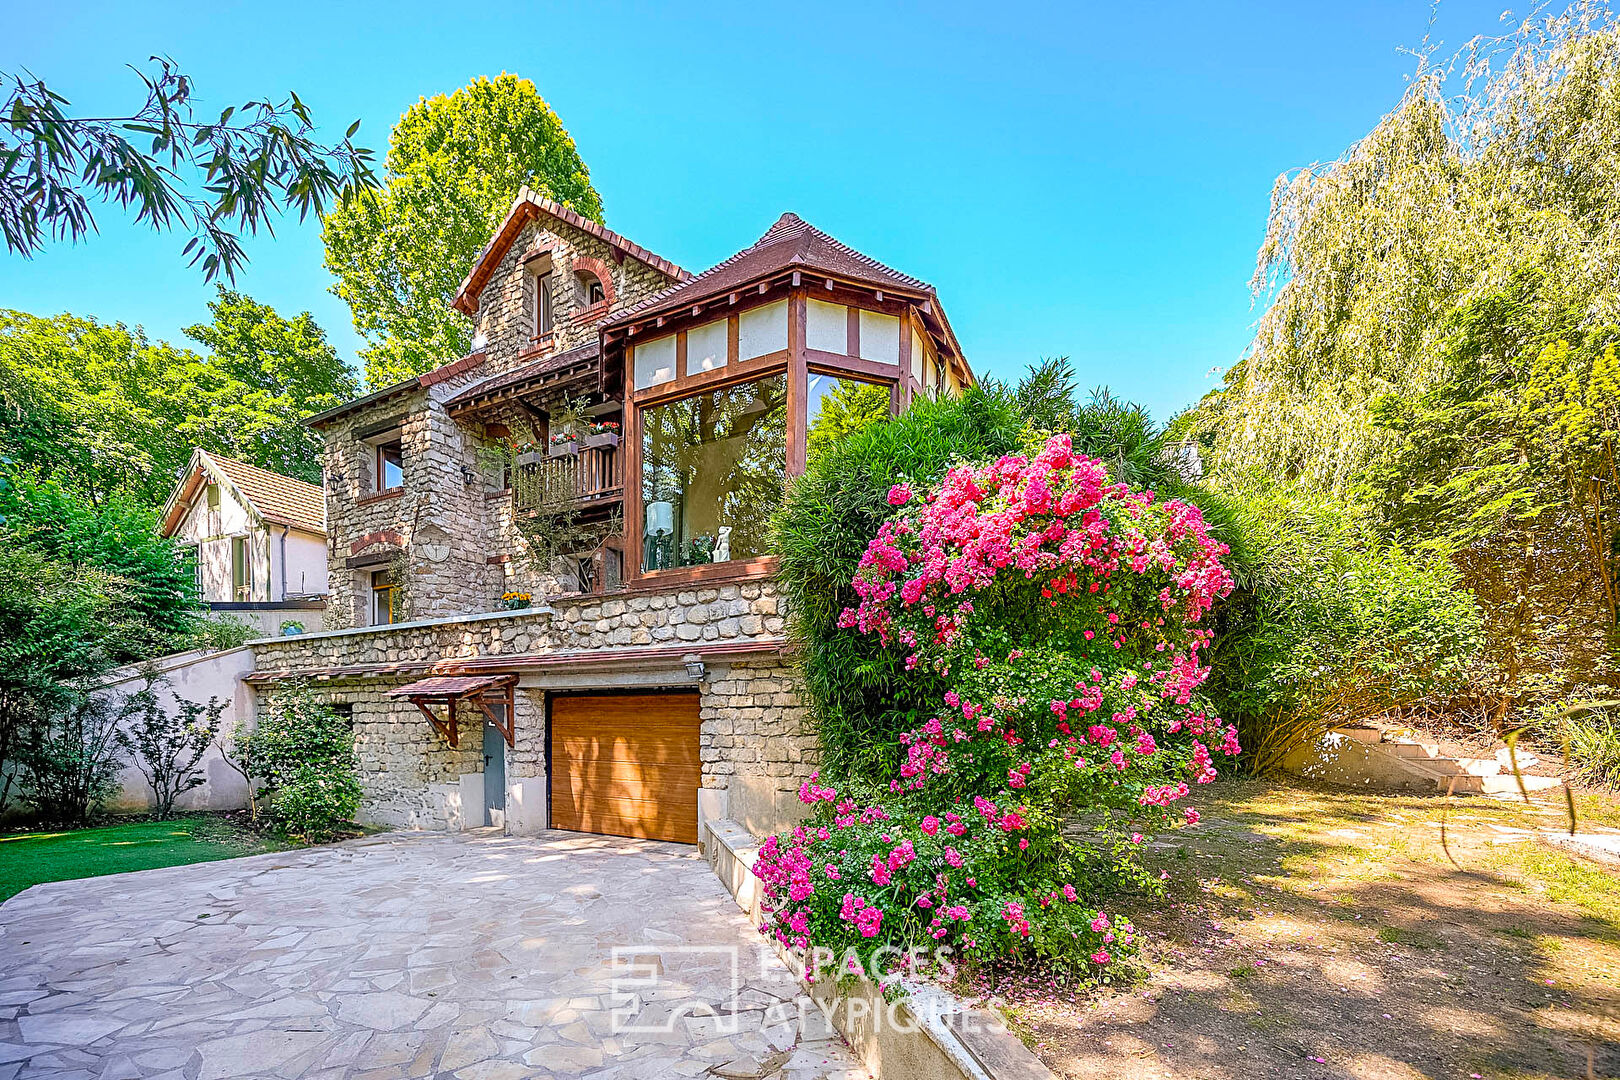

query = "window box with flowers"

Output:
[[513, 445, 545, 468], [500, 590, 533, 610], [582, 420, 620, 450], [548, 432, 579, 458]]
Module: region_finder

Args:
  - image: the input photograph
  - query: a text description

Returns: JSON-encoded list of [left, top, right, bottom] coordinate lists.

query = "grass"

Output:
[[0, 814, 278, 903], [1010, 779, 1620, 1080]]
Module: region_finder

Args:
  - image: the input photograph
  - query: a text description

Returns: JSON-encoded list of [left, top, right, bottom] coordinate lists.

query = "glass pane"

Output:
[[687, 319, 728, 373], [634, 334, 677, 388], [641, 375, 787, 571], [379, 444, 403, 489], [806, 375, 892, 466]]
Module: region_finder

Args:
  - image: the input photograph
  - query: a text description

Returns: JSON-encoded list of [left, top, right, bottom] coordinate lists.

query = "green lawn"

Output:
[[0, 815, 277, 903]]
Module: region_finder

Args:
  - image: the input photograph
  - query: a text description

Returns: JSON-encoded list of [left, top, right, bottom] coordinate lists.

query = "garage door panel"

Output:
[[553, 761, 700, 802], [550, 693, 700, 844], [552, 735, 699, 768]]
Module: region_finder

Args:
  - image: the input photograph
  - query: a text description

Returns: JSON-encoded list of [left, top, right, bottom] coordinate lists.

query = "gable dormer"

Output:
[[450, 188, 689, 377]]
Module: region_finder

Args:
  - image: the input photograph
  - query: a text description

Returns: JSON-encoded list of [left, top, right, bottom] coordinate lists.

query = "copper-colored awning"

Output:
[[387, 674, 516, 748], [386, 675, 513, 698]]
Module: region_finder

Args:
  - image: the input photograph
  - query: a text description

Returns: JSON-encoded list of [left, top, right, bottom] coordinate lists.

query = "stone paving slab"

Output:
[[0, 830, 867, 1080]]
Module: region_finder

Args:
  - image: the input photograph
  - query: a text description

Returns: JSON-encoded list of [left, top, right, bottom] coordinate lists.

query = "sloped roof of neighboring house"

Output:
[[159, 449, 326, 538], [451, 188, 691, 317], [604, 213, 934, 327]]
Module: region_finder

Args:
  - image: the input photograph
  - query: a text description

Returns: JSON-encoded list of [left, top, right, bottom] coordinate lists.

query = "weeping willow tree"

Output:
[[1193, 2, 1620, 721], [1198, 3, 1620, 491]]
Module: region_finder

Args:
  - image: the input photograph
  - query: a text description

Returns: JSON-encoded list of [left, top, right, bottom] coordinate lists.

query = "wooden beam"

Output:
[[471, 693, 514, 748], [412, 699, 458, 747]]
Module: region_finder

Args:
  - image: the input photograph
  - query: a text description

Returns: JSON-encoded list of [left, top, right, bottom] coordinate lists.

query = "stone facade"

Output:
[[470, 218, 678, 376], [250, 580, 816, 837], [314, 204, 684, 633]]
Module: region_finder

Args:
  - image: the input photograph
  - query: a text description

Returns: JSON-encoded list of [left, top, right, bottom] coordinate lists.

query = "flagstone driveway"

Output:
[[0, 830, 865, 1080]]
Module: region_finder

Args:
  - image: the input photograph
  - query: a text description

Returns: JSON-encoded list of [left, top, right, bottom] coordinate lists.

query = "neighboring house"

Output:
[[159, 449, 329, 636], [247, 193, 973, 844]]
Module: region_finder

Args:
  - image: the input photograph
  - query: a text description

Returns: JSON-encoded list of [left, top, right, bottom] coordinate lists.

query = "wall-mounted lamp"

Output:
[[683, 654, 706, 681]]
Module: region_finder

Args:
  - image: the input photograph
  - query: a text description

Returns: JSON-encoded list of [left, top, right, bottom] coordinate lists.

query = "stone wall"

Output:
[[318, 370, 500, 631], [250, 579, 815, 836], [471, 217, 679, 377]]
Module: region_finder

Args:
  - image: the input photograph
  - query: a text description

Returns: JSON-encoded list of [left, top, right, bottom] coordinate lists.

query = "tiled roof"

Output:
[[445, 341, 601, 410], [204, 453, 325, 534], [451, 189, 690, 316], [386, 674, 515, 698], [605, 213, 934, 328]]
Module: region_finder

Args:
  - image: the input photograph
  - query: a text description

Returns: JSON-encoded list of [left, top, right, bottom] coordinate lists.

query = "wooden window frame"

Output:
[[375, 439, 404, 495], [370, 568, 396, 626], [622, 287, 902, 588], [231, 535, 251, 602]]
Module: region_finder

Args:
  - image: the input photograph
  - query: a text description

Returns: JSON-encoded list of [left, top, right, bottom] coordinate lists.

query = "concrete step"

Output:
[[1478, 773, 1565, 795], [1384, 738, 1443, 759], [1495, 747, 1541, 771]]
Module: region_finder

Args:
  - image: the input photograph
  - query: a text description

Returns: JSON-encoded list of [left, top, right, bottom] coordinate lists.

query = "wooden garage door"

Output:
[[550, 693, 700, 844]]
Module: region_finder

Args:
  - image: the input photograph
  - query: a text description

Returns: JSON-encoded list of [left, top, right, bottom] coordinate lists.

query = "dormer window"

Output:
[[576, 269, 605, 308], [376, 439, 403, 492], [534, 274, 553, 339]]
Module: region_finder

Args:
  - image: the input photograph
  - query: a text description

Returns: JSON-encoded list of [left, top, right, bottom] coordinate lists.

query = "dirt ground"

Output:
[[1004, 780, 1620, 1080]]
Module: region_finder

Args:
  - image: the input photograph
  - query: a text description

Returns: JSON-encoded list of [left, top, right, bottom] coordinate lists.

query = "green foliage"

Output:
[[322, 74, 604, 385], [1205, 478, 1484, 773], [0, 296, 355, 504], [0, 472, 199, 658], [772, 385, 1027, 780], [775, 362, 1203, 782], [234, 684, 360, 841], [1179, 7, 1620, 724], [0, 546, 126, 816], [1560, 709, 1620, 792], [112, 674, 224, 819], [187, 615, 257, 653], [179, 288, 361, 483], [805, 379, 892, 464], [1, 56, 375, 282], [21, 692, 124, 826]]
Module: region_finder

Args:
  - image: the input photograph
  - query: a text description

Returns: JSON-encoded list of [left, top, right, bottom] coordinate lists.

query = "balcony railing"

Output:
[[512, 444, 622, 512]]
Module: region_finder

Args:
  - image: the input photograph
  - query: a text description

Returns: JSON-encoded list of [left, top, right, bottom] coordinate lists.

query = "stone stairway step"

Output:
[[1478, 773, 1565, 795], [1384, 738, 1443, 759], [1495, 747, 1541, 771]]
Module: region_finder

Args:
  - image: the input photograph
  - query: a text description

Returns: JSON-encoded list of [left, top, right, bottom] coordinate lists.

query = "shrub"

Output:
[[186, 615, 257, 652], [1203, 479, 1484, 774], [234, 683, 361, 841], [756, 435, 1238, 979], [21, 692, 124, 824], [773, 385, 1029, 781], [112, 673, 223, 819]]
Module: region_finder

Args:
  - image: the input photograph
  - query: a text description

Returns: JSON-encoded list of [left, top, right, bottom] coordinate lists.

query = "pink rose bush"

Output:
[[755, 435, 1238, 977]]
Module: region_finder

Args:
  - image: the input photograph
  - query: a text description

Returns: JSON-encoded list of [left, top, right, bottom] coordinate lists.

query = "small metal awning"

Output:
[[387, 674, 516, 748]]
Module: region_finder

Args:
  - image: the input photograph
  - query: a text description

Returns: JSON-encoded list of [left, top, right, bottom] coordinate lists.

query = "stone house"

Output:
[[247, 192, 973, 842], [160, 448, 328, 637]]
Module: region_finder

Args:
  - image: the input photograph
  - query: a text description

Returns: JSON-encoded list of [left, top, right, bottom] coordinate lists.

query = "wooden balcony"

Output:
[[512, 444, 623, 515]]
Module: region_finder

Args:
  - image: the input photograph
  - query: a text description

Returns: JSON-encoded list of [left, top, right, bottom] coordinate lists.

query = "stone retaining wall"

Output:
[[251, 579, 816, 837]]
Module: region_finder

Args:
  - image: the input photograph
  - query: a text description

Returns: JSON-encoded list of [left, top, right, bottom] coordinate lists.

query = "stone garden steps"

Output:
[[1287, 724, 1566, 795]]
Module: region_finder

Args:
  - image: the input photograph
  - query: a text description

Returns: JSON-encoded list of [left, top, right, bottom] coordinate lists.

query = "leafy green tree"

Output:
[[0, 472, 199, 660], [0, 296, 353, 503], [1201, 7, 1620, 490], [1, 56, 375, 281], [21, 691, 125, 825], [181, 287, 360, 482], [0, 547, 126, 816], [322, 75, 605, 385], [113, 673, 223, 819]]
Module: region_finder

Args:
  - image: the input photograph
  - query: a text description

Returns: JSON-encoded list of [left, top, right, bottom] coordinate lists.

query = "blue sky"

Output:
[[3, 1, 1509, 421]]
